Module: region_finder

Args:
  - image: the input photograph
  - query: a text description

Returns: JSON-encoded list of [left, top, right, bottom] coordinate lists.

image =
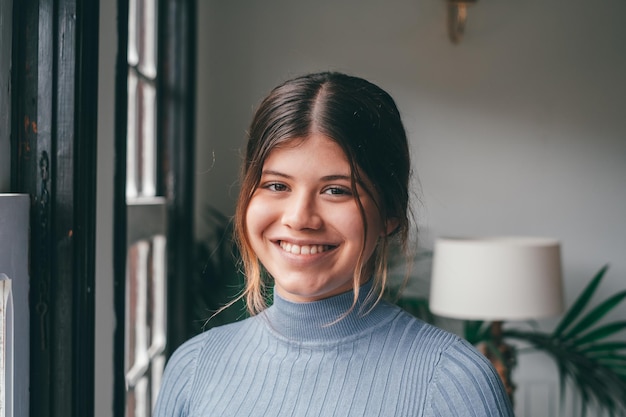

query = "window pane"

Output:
[[125, 236, 167, 417], [138, 0, 157, 78], [126, 71, 139, 199], [124, 1, 165, 416], [139, 80, 156, 197], [128, 0, 158, 78], [128, 0, 139, 66], [127, 74, 157, 200]]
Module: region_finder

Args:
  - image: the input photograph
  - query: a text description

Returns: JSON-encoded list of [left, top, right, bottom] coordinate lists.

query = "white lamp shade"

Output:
[[429, 237, 564, 321]]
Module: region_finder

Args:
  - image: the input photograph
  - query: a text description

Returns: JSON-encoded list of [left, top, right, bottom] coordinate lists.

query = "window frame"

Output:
[[113, 0, 196, 415]]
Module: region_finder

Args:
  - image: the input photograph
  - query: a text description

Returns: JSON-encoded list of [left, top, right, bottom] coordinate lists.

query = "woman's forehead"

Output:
[[262, 134, 349, 171]]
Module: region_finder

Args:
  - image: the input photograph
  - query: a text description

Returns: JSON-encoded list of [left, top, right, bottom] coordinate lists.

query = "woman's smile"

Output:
[[278, 240, 334, 256]]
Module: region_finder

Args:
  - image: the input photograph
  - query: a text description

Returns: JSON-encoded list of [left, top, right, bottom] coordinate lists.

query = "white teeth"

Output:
[[280, 241, 329, 255]]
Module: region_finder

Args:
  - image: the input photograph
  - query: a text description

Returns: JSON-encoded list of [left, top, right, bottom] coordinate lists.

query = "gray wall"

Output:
[[194, 1, 626, 415], [95, 0, 115, 415]]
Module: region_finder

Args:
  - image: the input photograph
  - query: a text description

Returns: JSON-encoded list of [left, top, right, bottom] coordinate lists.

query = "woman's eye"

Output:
[[265, 183, 288, 192], [324, 186, 351, 196]]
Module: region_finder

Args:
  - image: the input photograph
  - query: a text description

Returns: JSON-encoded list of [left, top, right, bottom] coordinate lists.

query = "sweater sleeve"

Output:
[[425, 338, 514, 417], [153, 335, 203, 417]]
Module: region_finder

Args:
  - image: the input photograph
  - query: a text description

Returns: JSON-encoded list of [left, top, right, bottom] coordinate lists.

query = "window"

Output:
[[123, 1, 167, 416], [127, 0, 158, 200], [114, 1, 195, 416]]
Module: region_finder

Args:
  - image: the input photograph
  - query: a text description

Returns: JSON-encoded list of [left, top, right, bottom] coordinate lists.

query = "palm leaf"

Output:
[[553, 264, 608, 337], [572, 321, 626, 346], [595, 356, 626, 366], [580, 341, 626, 353], [563, 290, 626, 340]]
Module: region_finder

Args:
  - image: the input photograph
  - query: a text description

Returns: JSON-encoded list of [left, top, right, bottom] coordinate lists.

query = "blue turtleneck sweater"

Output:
[[154, 285, 514, 417]]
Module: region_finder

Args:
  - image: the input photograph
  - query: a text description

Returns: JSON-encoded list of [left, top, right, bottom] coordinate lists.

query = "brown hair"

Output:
[[234, 72, 411, 315]]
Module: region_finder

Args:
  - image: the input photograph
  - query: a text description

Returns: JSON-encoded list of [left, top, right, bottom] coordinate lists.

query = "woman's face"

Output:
[[245, 134, 391, 303]]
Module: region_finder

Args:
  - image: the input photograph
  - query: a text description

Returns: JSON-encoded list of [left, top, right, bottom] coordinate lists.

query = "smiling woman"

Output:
[[153, 72, 514, 417]]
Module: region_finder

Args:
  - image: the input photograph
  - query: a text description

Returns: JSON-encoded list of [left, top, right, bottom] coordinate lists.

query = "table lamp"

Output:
[[429, 236, 564, 403]]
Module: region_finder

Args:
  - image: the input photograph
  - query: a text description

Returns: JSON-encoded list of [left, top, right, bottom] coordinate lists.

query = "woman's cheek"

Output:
[[246, 196, 273, 234]]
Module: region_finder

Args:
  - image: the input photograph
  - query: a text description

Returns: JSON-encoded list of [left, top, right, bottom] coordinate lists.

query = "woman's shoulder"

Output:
[[385, 303, 498, 372], [385, 306, 513, 415], [157, 317, 260, 404], [426, 336, 514, 416], [153, 320, 249, 417], [171, 315, 259, 360]]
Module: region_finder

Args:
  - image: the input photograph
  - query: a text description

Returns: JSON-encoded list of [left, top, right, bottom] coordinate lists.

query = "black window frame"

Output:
[[113, 0, 196, 415]]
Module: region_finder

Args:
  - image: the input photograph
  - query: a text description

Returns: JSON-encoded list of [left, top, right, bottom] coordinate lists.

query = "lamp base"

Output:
[[479, 321, 517, 406]]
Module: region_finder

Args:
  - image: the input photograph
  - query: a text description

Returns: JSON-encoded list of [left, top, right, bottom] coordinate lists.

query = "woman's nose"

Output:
[[281, 193, 322, 230]]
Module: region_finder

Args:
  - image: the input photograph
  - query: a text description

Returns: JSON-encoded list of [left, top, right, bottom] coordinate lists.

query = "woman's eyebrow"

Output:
[[261, 171, 352, 182], [321, 174, 351, 181], [261, 170, 292, 179]]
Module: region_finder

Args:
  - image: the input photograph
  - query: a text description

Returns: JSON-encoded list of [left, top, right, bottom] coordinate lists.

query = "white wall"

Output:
[[195, 1, 626, 415]]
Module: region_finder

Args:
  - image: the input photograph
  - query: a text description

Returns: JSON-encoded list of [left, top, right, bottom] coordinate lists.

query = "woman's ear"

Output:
[[382, 218, 400, 237]]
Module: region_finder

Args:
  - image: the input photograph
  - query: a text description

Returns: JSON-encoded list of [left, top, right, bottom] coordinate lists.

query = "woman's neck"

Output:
[[262, 281, 397, 343]]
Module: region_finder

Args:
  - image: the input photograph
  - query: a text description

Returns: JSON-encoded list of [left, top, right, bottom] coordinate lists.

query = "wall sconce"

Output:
[[447, 0, 477, 43]]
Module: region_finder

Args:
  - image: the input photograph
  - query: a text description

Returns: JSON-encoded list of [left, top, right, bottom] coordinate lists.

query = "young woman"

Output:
[[154, 72, 513, 417]]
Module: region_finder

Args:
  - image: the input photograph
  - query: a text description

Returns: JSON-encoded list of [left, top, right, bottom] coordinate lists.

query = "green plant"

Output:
[[501, 265, 626, 416], [191, 206, 247, 333]]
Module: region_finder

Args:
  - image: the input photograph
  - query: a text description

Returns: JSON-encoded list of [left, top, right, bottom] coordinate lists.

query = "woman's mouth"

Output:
[[279, 241, 334, 255]]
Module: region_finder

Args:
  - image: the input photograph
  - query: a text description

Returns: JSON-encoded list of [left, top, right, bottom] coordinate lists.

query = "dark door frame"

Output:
[[11, 0, 99, 416]]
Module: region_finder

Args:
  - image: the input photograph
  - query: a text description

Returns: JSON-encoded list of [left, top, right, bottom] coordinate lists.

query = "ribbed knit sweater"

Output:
[[154, 285, 514, 417]]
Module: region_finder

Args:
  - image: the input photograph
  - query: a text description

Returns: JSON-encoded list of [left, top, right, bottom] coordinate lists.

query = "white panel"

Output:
[[0, 194, 29, 417], [0, 275, 12, 417]]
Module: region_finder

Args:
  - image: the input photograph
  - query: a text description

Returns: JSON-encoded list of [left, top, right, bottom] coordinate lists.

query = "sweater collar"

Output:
[[262, 281, 396, 343]]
